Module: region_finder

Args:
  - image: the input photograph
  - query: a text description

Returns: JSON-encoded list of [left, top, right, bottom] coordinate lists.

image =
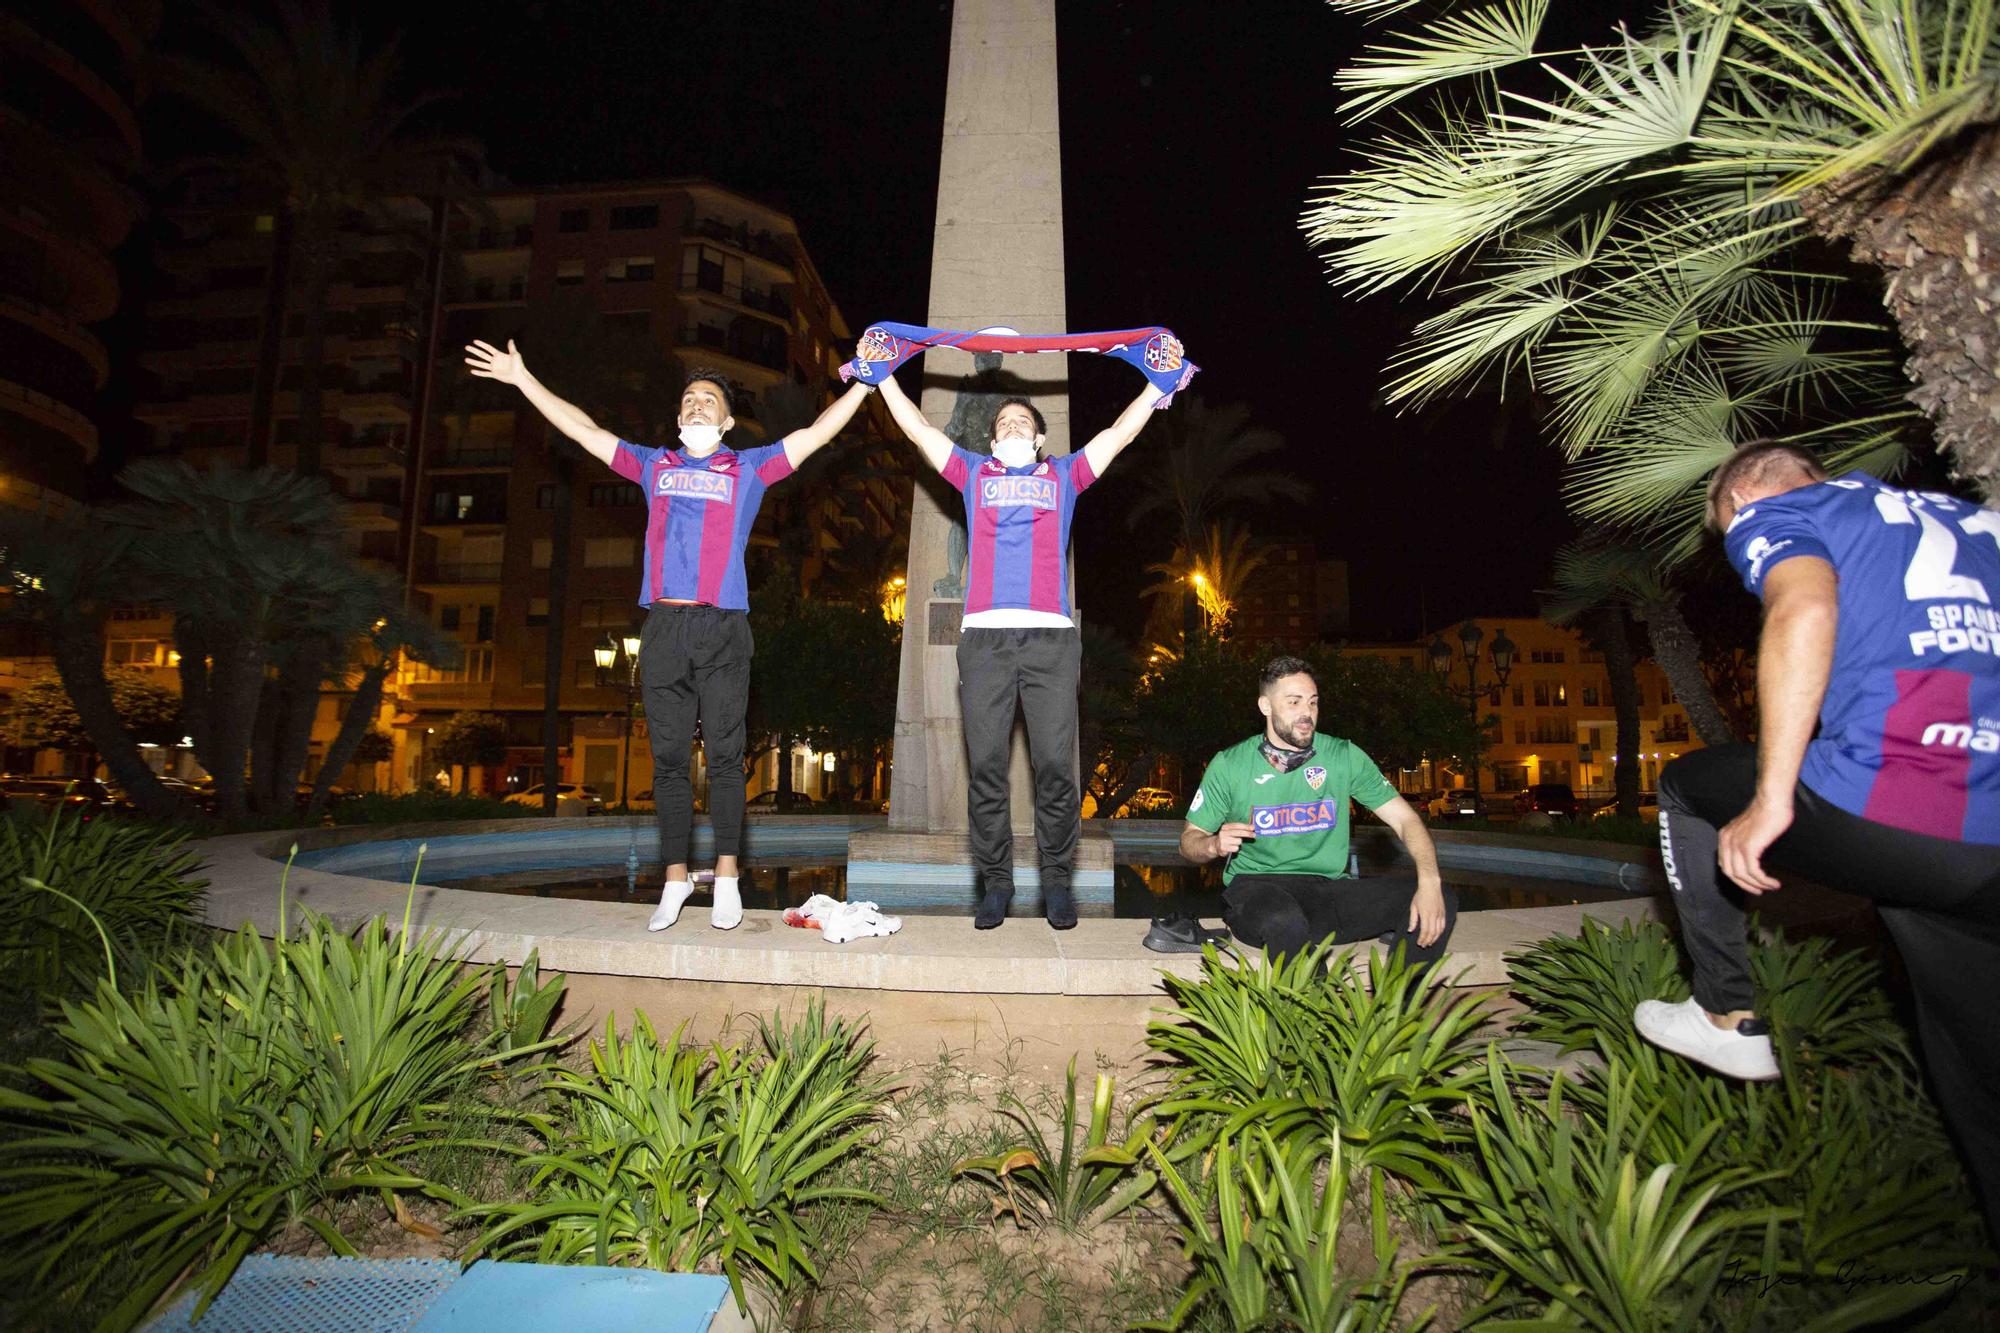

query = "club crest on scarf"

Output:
[[1143, 331, 1184, 374], [1304, 765, 1326, 791], [853, 326, 907, 382]]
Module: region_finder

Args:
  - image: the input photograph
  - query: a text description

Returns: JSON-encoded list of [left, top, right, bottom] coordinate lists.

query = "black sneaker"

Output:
[[1143, 912, 1231, 954]]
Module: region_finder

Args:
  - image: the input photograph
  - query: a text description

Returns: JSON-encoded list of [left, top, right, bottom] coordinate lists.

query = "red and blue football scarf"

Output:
[[839, 323, 1198, 406]]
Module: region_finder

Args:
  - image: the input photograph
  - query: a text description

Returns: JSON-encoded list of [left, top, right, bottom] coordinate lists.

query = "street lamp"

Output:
[[595, 632, 643, 809], [1427, 620, 1516, 802]]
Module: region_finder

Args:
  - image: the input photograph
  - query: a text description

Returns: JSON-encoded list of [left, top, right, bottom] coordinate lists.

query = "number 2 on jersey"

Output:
[[1875, 491, 2000, 603]]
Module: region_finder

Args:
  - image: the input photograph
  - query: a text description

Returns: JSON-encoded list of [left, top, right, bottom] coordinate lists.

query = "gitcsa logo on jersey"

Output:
[[656, 471, 735, 503], [979, 475, 1058, 511], [1251, 801, 1339, 836]]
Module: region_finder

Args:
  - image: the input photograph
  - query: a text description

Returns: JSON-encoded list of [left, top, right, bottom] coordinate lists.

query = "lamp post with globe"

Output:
[[593, 631, 643, 809], [1427, 620, 1516, 803]]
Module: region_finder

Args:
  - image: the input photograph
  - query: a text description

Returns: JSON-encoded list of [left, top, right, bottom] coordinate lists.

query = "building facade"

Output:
[[1229, 539, 1349, 646], [1346, 617, 1705, 799]]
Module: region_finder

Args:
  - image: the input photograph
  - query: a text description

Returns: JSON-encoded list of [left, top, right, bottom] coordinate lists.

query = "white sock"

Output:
[[711, 876, 743, 930], [649, 880, 694, 932]]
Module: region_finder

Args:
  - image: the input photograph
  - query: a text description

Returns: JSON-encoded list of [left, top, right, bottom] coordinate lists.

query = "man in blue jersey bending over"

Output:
[[1636, 442, 2000, 1240]]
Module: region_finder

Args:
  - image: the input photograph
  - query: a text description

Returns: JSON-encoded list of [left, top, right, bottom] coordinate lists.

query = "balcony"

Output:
[[341, 496, 401, 527], [418, 562, 502, 586], [432, 444, 514, 469], [686, 216, 792, 268], [681, 272, 790, 323], [1655, 724, 1691, 744]]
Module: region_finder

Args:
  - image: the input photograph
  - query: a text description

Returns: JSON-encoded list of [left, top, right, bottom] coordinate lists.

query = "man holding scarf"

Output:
[[464, 339, 873, 931], [1180, 656, 1456, 965], [870, 332, 1181, 929]]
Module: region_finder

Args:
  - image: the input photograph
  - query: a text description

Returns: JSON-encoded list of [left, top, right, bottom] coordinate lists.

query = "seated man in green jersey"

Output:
[[1180, 655, 1458, 965]]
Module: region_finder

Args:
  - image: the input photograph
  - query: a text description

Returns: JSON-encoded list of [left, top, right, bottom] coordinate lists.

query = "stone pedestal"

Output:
[[882, 0, 1071, 847], [847, 824, 1114, 918]]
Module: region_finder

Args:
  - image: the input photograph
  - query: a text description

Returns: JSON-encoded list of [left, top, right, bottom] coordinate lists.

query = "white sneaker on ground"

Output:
[[711, 876, 743, 930], [649, 880, 694, 932], [1633, 997, 1779, 1081], [820, 900, 901, 944]]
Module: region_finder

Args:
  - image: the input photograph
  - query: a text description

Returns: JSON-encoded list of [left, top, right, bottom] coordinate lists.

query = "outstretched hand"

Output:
[[464, 339, 525, 385]]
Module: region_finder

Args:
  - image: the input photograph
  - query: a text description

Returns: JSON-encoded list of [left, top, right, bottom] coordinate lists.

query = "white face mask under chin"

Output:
[[992, 437, 1037, 468], [678, 422, 722, 451]]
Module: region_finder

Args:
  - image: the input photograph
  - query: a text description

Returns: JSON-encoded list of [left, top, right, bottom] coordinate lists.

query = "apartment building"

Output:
[[1230, 540, 1350, 646], [1345, 617, 1705, 798], [130, 175, 902, 799]]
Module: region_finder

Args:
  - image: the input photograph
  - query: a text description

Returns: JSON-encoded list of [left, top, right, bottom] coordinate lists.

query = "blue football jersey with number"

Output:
[[1726, 477, 2000, 844]]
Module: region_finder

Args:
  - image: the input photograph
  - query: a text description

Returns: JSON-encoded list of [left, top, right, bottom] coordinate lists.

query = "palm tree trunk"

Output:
[[207, 633, 265, 821], [775, 733, 794, 810], [292, 205, 335, 478], [48, 620, 180, 820], [264, 647, 326, 813], [1642, 596, 1734, 748], [250, 674, 282, 813], [542, 439, 574, 814], [1593, 607, 1643, 818], [308, 655, 390, 818], [246, 206, 294, 468], [1805, 130, 2000, 499], [174, 615, 212, 760]]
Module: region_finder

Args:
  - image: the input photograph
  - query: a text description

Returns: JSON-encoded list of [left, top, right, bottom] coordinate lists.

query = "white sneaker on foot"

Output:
[[1633, 997, 1779, 1081], [711, 876, 742, 930], [649, 880, 694, 932]]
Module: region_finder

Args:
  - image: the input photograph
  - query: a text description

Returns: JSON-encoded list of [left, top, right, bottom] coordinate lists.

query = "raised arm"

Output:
[[780, 381, 876, 468], [464, 340, 618, 467], [877, 373, 956, 473], [1720, 555, 1838, 892], [1372, 795, 1449, 947], [1080, 382, 1166, 480]]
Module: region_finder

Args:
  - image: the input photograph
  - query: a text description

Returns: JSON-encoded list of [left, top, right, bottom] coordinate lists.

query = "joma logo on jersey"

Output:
[[656, 471, 735, 502], [1251, 800, 1339, 836], [979, 476, 1058, 510], [1920, 722, 2000, 753]]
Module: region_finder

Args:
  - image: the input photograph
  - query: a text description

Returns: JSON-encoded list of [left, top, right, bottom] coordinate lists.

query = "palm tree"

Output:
[[1127, 398, 1301, 637], [1546, 537, 1738, 749], [0, 513, 183, 819], [1305, 0, 1999, 542], [157, 1, 479, 475], [305, 606, 454, 818], [1143, 524, 1270, 641]]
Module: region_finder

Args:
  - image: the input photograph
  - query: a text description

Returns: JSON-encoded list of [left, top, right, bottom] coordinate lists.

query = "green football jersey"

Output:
[[1185, 733, 1400, 884]]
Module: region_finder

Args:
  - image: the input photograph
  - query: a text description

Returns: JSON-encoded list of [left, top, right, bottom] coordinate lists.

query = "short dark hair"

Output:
[[990, 397, 1046, 440], [1260, 656, 1317, 693], [1704, 440, 1827, 532], [681, 368, 736, 415]]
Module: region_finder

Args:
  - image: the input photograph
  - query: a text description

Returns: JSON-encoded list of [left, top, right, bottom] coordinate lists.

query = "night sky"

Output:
[[208, 0, 1582, 642]]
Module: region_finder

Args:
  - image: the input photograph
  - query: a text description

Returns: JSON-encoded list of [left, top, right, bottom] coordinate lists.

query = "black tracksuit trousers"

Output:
[[957, 627, 1081, 913], [639, 603, 750, 868], [1659, 744, 2000, 1240]]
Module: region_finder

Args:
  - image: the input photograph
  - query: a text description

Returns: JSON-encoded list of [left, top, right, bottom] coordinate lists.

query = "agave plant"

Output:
[[952, 1056, 1158, 1232], [1506, 917, 1691, 1059], [0, 912, 555, 1327], [1307, 0, 2000, 547], [462, 1005, 887, 1315]]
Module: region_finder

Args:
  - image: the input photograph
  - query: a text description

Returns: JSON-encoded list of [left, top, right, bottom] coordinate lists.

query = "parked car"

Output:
[[1429, 788, 1485, 820], [503, 783, 606, 816], [1400, 789, 1439, 814], [1591, 794, 1661, 824], [1126, 787, 1178, 815], [746, 790, 815, 809], [1513, 783, 1581, 820]]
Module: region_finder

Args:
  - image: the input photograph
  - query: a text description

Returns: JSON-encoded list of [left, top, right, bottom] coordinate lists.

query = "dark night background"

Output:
[[145, 0, 1584, 643]]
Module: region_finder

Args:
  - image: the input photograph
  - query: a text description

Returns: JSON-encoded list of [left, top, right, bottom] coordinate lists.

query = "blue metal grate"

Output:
[[145, 1256, 460, 1332]]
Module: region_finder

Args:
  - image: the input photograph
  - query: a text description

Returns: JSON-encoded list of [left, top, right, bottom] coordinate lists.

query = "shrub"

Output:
[[0, 809, 206, 1005], [953, 1057, 1157, 1231], [462, 1002, 888, 1315], [0, 914, 563, 1329]]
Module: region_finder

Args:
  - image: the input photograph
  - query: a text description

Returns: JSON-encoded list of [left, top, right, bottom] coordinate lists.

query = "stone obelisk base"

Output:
[[847, 825, 1113, 918]]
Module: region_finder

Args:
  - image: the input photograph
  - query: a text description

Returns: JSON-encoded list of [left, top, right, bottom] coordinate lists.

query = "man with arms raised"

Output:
[[1636, 442, 2000, 1240], [1181, 656, 1456, 965], [466, 339, 872, 931], [876, 368, 1165, 929]]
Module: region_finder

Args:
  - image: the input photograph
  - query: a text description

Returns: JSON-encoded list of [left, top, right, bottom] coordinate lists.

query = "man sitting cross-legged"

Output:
[[1180, 655, 1457, 965]]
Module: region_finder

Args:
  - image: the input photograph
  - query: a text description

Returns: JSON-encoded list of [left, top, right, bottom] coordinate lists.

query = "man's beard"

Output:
[[1272, 714, 1313, 748]]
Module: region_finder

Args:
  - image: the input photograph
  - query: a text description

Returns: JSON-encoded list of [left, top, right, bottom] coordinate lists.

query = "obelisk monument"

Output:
[[889, 0, 1069, 835]]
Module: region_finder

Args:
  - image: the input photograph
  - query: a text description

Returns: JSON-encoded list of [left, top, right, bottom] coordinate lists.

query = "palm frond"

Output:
[[1336, 0, 1554, 120]]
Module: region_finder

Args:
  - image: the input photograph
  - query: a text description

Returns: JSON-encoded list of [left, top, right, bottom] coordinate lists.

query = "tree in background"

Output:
[[429, 711, 508, 793], [1126, 398, 1300, 639], [1142, 524, 1269, 643], [747, 584, 899, 809], [1078, 625, 1151, 817], [1307, 0, 2000, 548], [1, 672, 182, 763], [156, 0, 481, 475]]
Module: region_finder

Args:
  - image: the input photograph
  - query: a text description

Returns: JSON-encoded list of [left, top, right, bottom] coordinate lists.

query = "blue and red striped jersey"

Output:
[[610, 440, 794, 611], [941, 447, 1096, 618], [1727, 476, 2000, 844]]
